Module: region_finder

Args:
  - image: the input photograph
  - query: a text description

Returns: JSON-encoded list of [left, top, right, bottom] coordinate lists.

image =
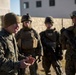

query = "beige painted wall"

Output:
[[0, 16, 72, 33], [0, 0, 10, 15]]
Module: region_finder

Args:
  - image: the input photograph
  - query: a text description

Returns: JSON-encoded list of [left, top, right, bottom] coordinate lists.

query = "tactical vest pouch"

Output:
[[17, 30, 38, 49], [21, 37, 38, 49]]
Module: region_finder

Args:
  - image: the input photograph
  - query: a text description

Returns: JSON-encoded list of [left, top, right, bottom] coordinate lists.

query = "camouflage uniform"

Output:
[[0, 13, 34, 75], [0, 28, 22, 75], [15, 13, 42, 75], [60, 11, 76, 75], [40, 16, 62, 75]]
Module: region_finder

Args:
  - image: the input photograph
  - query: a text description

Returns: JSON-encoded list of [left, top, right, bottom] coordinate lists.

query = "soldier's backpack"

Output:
[[17, 29, 38, 50]]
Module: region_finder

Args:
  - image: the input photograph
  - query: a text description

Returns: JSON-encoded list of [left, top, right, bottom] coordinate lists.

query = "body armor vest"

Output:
[[18, 30, 38, 50]]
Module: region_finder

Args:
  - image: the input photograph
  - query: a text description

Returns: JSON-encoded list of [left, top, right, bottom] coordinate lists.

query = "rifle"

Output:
[[40, 30, 63, 75], [43, 31, 63, 75], [36, 55, 41, 63], [50, 46, 63, 75]]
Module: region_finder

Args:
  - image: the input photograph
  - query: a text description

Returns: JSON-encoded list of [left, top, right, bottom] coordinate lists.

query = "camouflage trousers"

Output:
[[18, 50, 38, 75], [65, 55, 76, 75], [42, 56, 62, 75], [18, 61, 38, 75]]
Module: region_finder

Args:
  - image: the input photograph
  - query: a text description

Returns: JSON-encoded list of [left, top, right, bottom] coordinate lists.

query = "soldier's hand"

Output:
[[25, 55, 36, 65], [20, 59, 31, 68], [20, 56, 35, 68]]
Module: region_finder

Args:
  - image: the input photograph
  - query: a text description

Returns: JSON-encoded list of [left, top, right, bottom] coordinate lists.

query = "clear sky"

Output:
[[10, 0, 20, 15]]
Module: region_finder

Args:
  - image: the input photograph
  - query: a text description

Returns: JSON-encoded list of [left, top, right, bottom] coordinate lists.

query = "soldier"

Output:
[[0, 12, 35, 75], [15, 13, 42, 75], [60, 11, 76, 75], [40, 16, 63, 75]]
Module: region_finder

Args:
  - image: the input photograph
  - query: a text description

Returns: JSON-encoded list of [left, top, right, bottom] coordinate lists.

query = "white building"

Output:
[[20, 0, 76, 18], [0, 0, 10, 15]]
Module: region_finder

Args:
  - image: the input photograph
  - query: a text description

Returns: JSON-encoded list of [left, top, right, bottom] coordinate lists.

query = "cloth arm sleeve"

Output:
[[0, 41, 20, 73]]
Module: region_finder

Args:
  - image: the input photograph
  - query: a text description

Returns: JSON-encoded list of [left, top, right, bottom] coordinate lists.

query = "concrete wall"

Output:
[[20, 0, 76, 18], [0, 16, 72, 33], [32, 17, 72, 33], [0, 0, 10, 15]]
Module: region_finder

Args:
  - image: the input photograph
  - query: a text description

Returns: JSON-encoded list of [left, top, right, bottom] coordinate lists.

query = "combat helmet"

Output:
[[70, 11, 76, 19], [21, 13, 32, 23], [45, 16, 54, 24]]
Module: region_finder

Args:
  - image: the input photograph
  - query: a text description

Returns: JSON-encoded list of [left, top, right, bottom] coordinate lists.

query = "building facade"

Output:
[[20, 0, 76, 18], [0, 0, 10, 15]]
